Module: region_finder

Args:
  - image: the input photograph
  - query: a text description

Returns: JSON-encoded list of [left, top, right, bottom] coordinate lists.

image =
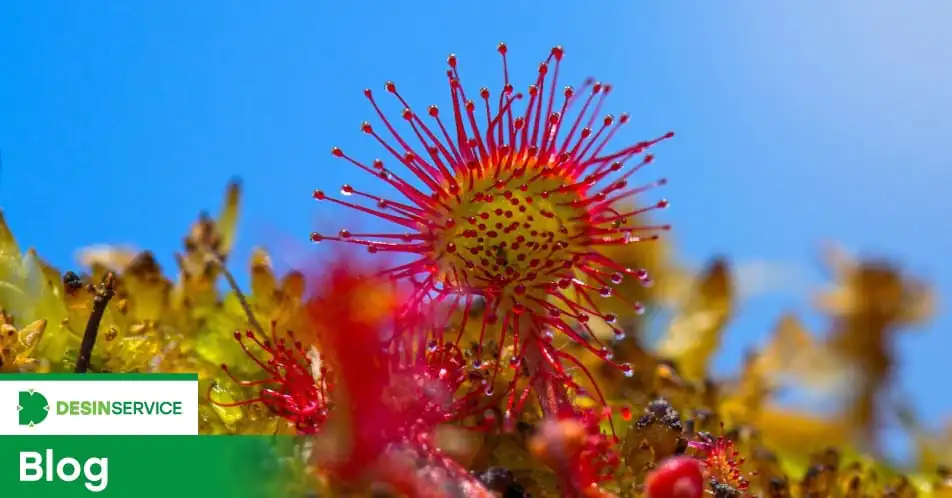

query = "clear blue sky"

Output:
[[2, 2, 950, 458]]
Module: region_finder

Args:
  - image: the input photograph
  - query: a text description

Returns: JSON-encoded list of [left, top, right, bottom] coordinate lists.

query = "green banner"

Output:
[[2, 435, 313, 497]]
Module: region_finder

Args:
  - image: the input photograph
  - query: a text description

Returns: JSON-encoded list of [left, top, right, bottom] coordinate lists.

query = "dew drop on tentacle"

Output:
[[633, 302, 645, 315], [620, 362, 634, 377]]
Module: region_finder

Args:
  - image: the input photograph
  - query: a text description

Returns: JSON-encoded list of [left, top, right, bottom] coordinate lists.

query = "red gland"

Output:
[[645, 456, 704, 498]]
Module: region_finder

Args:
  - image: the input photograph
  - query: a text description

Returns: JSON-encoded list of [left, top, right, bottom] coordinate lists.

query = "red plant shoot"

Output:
[[529, 407, 622, 498], [576, 407, 622, 486], [312, 43, 673, 420], [306, 256, 490, 493], [211, 324, 331, 435], [688, 425, 755, 494]]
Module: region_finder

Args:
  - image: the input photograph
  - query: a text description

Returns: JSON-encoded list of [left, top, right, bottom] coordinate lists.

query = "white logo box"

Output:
[[2, 373, 198, 435]]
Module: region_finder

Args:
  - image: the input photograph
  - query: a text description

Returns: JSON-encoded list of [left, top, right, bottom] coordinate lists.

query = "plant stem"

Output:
[[523, 337, 584, 498], [208, 252, 265, 338], [523, 338, 574, 418], [74, 272, 116, 373]]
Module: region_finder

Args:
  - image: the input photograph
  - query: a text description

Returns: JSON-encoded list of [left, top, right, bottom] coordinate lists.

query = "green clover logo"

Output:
[[17, 389, 49, 427]]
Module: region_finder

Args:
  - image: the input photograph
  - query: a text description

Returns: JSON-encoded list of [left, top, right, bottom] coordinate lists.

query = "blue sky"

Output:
[[2, 2, 950, 458]]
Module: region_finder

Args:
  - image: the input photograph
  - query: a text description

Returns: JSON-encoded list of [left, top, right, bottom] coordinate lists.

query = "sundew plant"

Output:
[[0, 45, 947, 498]]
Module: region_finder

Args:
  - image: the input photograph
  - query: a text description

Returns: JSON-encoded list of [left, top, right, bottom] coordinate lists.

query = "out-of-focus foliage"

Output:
[[0, 183, 946, 497]]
